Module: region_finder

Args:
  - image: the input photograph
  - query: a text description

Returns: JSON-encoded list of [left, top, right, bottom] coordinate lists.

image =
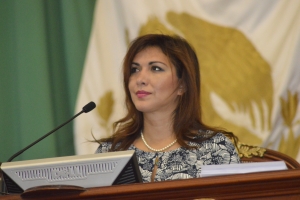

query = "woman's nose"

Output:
[[136, 69, 148, 86]]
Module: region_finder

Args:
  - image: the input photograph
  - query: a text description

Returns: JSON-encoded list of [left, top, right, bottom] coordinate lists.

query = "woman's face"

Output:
[[128, 47, 183, 115]]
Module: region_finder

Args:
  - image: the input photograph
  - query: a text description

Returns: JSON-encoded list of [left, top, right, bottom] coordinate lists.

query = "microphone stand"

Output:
[[7, 101, 95, 162], [7, 111, 84, 162], [0, 101, 96, 195]]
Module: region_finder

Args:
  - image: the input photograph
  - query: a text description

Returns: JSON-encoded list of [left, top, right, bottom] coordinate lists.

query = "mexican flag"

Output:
[[74, 0, 300, 162]]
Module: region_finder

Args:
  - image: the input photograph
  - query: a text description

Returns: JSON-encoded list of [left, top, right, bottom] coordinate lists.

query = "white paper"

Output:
[[200, 161, 288, 177]]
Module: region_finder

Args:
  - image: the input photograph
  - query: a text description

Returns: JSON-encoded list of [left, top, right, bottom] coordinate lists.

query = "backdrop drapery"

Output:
[[75, 0, 300, 162], [0, 0, 96, 162]]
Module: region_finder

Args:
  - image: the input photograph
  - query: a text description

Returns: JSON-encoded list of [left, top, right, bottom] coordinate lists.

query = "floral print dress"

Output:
[[95, 132, 240, 182]]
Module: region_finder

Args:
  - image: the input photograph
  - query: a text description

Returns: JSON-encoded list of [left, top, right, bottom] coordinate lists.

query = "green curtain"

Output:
[[0, 0, 96, 162]]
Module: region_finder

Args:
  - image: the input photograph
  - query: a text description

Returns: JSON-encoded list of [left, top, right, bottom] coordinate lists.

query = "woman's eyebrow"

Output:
[[131, 62, 140, 66], [131, 61, 167, 66], [149, 61, 167, 66]]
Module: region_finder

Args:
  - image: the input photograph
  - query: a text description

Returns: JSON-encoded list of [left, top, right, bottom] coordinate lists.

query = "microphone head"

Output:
[[82, 101, 96, 113]]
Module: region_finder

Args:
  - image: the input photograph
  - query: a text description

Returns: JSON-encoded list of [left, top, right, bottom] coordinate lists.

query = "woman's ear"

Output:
[[177, 84, 185, 95]]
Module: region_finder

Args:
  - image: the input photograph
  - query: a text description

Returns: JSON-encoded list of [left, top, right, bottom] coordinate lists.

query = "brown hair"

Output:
[[97, 34, 237, 150]]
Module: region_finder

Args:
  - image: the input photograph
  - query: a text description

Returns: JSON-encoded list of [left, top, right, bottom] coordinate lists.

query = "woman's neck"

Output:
[[143, 112, 175, 141], [132, 111, 181, 152]]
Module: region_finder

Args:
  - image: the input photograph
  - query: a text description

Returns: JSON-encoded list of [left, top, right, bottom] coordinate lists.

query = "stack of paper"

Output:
[[200, 161, 287, 177]]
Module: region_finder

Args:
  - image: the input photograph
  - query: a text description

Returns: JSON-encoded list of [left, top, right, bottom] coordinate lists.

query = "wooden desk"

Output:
[[1, 169, 300, 200]]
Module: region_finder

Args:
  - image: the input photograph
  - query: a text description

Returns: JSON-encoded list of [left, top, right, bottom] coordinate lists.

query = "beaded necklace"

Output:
[[141, 131, 177, 152]]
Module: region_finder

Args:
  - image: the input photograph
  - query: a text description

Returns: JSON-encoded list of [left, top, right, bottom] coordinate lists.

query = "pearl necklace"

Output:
[[141, 131, 177, 152]]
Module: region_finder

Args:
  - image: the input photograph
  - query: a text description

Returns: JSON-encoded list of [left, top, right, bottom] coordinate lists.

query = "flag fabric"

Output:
[[74, 0, 300, 162]]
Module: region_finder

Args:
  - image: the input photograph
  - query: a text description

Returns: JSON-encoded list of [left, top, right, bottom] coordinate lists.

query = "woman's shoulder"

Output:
[[189, 130, 240, 163], [208, 132, 232, 143], [192, 129, 225, 140], [95, 141, 113, 153], [190, 130, 235, 148]]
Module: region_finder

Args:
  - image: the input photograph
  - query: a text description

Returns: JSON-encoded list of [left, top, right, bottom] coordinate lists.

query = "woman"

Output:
[[96, 34, 240, 182]]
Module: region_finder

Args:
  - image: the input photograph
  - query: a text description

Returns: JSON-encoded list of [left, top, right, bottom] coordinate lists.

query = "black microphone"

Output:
[[6, 101, 96, 162]]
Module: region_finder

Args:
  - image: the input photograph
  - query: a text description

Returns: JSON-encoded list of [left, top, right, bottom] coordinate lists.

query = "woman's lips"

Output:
[[136, 91, 151, 98]]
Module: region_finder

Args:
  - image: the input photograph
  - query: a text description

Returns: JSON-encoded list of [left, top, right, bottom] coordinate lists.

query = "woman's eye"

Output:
[[130, 67, 139, 74], [152, 66, 163, 71]]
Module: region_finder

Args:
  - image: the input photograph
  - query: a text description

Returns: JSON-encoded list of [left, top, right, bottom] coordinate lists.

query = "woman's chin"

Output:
[[134, 105, 155, 113]]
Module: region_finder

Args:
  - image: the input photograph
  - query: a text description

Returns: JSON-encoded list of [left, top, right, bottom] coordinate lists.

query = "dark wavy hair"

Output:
[[97, 34, 237, 150]]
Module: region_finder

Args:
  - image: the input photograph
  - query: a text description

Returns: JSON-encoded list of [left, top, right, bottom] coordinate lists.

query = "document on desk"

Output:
[[200, 161, 288, 177]]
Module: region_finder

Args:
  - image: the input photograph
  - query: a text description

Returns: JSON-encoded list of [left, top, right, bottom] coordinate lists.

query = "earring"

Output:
[[178, 86, 184, 95]]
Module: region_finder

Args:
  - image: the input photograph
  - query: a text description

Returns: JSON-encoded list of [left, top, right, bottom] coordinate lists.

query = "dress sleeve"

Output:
[[208, 133, 240, 164], [223, 134, 240, 164]]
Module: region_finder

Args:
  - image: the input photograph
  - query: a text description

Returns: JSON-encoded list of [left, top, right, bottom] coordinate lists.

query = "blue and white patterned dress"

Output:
[[95, 132, 240, 182]]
